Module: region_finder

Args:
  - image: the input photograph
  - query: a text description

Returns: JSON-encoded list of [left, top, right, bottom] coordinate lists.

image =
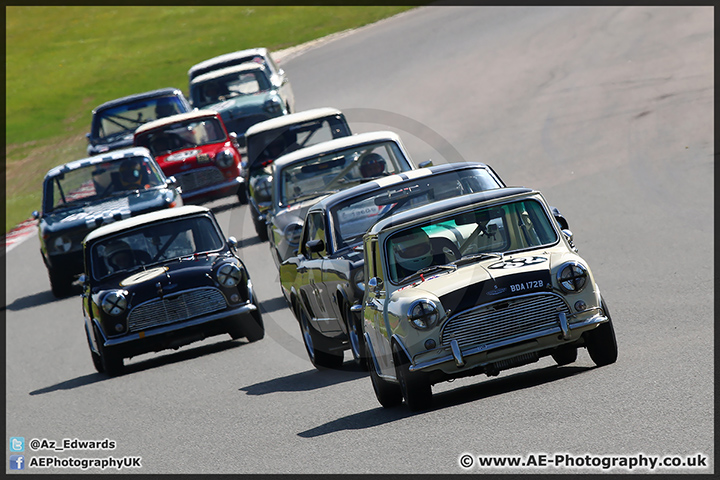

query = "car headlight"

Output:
[[283, 222, 303, 246], [407, 299, 440, 330], [215, 149, 236, 168], [557, 262, 588, 293], [217, 263, 242, 287], [352, 268, 365, 293], [101, 290, 128, 316], [53, 235, 72, 253], [253, 176, 272, 201], [263, 95, 282, 114]]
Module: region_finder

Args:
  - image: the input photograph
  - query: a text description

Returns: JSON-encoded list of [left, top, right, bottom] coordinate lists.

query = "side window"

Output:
[[301, 212, 327, 258]]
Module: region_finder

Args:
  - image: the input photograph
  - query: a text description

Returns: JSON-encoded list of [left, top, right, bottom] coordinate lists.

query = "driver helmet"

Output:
[[360, 153, 386, 178], [155, 100, 177, 118], [105, 240, 134, 271], [393, 228, 432, 273], [119, 158, 144, 188]]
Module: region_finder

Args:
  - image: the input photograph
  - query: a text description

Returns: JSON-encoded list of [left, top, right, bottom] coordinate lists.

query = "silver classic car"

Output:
[[362, 187, 617, 410], [268, 131, 422, 269]]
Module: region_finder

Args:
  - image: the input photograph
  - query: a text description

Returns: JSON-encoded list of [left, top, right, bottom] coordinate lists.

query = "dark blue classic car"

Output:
[[34, 147, 182, 297], [82, 205, 263, 376], [86, 88, 191, 156]]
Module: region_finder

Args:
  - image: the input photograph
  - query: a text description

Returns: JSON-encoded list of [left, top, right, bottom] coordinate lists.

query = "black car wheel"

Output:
[[86, 329, 104, 373], [244, 298, 265, 342], [252, 215, 269, 242], [237, 186, 248, 205], [367, 344, 402, 408], [345, 303, 367, 370], [48, 266, 73, 298], [94, 325, 123, 377], [392, 342, 432, 412], [299, 307, 343, 370], [551, 345, 578, 366], [586, 298, 618, 367]]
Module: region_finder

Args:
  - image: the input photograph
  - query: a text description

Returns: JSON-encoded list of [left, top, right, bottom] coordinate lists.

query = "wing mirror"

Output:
[[368, 277, 384, 293], [228, 236, 239, 250], [418, 160, 433, 168], [305, 239, 324, 254]]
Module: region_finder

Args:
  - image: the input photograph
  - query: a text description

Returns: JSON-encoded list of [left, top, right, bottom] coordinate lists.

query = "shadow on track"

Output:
[[240, 362, 367, 396], [296, 365, 592, 438], [29, 338, 249, 395]]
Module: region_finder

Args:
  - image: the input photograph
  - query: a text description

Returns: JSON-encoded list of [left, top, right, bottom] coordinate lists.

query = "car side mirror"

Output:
[[85, 132, 93, 144], [418, 160, 433, 168], [32, 210, 40, 220], [166, 176, 178, 188], [228, 236, 239, 250], [230, 132, 246, 149], [78, 274, 88, 285], [306, 239, 324, 254], [368, 277, 383, 293]]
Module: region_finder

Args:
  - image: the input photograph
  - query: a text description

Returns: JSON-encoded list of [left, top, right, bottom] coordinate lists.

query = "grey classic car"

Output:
[[279, 163, 505, 370], [82, 205, 263, 376], [33, 147, 182, 297], [189, 62, 294, 142], [86, 88, 191, 156], [362, 188, 617, 411], [243, 108, 352, 240]]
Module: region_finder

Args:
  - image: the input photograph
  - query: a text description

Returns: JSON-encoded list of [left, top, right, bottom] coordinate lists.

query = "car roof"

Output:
[[245, 107, 343, 137], [44, 147, 155, 179], [92, 88, 185, 114], [367, 187, 536, 236], [188, 47, 269, 77], [191, 62, 267, 85], [309, 162, 495, 212], [84, 205, 211, 244], [272, 131, 403, 170], [134, 110, 219, 135]]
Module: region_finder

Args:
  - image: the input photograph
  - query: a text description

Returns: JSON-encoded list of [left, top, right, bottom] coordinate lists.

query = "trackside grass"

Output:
[[5, 6, 416, 232]]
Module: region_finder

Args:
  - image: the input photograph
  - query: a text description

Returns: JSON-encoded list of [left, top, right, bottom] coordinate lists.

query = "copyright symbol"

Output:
[[30, 439, 41, 451], [459, 454, 474, 469]]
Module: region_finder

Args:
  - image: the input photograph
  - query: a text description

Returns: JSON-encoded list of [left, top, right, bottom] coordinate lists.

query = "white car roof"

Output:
[[45, 147, 153, 178], [273, 131, 403, 170], [245, 107, 343, 137], [188, 47, 268, 77], [84, 205, 210, 244], [134, 110, 219, 135], [190, 62, 267, 85]]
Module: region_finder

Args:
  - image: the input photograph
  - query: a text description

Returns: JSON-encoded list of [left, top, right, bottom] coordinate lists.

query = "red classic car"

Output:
[[134, 110, 246, 204]]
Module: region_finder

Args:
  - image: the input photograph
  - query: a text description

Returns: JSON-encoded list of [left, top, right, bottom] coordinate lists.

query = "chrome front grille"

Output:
[[176, 167, 225, 193], [441, 294, 570, 349], [127, 287, 227, 332]]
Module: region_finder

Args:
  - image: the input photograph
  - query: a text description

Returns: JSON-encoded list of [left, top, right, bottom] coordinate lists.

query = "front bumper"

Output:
[[101, 300, 257, 357], [181, 176, 243, 204], [407, 311, 608, 375]]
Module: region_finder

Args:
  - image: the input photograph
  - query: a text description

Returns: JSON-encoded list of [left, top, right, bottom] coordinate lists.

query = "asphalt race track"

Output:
[[5, 6, 713, 475]]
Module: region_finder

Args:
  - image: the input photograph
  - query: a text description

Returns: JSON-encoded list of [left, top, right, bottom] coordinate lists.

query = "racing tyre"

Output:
[[237, 186, 248, 205], [95, 325, 124, 377], [253, 215, 269, 242], [48, 266, 73, 298], [86, 329, 104, 373], [244, 298, 265, 342], [393, 343, 432, 412], [551, 345, 578, 366], [345, 303, 368, 370], [586, 298, 618, 367], [367, 344, 402, 408], [299, 307, 343, 370]]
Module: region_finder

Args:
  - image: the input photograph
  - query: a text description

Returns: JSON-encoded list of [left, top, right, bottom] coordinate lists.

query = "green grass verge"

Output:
[[5, 6, 417, 232]]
